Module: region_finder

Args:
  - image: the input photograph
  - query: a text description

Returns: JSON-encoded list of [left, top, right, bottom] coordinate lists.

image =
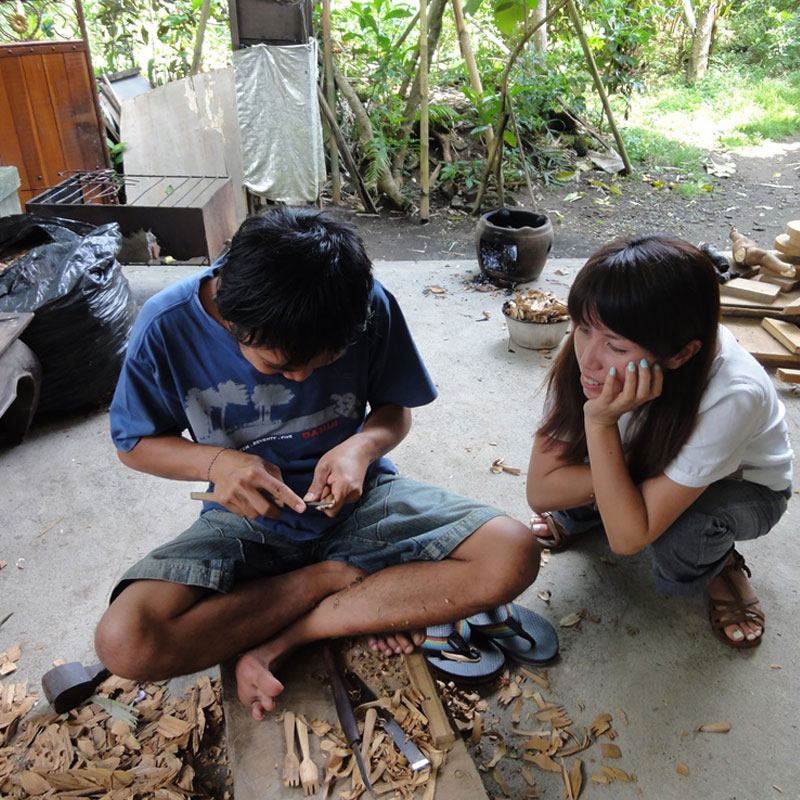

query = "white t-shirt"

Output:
[[618, 324, 793, 491]]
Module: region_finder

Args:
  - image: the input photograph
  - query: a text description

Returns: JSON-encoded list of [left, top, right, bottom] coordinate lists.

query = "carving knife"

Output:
[[345, 671, 431, 772], [322, 644, 376, 797]]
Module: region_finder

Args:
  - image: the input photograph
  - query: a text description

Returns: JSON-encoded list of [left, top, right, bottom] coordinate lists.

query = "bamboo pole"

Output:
[[451, 0, 493, 147], [322, 0, 341, 203], [566, 0, 632, 173], [419, 0, 430, 222]]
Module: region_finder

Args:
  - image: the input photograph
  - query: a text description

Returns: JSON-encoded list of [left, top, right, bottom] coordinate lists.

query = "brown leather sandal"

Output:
[[531, 512, 573, 552], [708, 550, 765, 649]]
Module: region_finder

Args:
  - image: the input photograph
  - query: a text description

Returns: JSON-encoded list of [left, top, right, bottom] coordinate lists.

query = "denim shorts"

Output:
[[111, 474, 505, 601], [553, 478, 790, 596]]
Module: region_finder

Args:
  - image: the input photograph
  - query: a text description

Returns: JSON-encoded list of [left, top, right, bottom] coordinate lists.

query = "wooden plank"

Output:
[[62, 50, 108, 170], [725, 318, 800, 368], [776, 368, 800, 384], [120, 68, 246, 221], [761, 317, 800, 354], [222, 644, 488, 800], [21, 53, 68, 186], [0, 56, 47, 197], [753, 271, 800, 293], [720, 277, 780, 304]]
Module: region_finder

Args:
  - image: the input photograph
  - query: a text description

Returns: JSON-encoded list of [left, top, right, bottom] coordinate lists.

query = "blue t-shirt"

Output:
[[110, 268, 438, 540]]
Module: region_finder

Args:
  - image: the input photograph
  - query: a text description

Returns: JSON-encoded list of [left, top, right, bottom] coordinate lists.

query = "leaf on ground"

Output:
[[563, 192, 586, 203]]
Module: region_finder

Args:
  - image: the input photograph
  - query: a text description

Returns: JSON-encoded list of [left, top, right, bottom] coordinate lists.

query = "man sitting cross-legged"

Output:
[[95, 208, 540, 719]]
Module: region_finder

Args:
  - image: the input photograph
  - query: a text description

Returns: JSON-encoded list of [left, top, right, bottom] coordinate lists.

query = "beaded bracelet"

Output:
[[206, 447, 230, 482]]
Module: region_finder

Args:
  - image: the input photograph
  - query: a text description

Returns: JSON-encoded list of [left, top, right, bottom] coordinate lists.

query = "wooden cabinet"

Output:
[[0, 40, 109, 208]]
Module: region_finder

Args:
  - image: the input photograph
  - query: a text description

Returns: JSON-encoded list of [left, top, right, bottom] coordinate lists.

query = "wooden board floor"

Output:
[[222, 643, 488, 800]]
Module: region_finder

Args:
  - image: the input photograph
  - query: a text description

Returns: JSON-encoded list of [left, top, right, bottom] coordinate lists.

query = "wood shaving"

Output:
[[600, 743, 622, 758], [559, 613, 583, 628], [503, 290, 569, 323], [696, 722, 731, 733], [676, 763, 690, 776], [0, 674, 227, 798]]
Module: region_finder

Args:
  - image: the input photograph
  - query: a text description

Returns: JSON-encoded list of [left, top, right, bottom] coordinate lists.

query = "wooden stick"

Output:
[[762, 317, 800, 354], [566, 0, 632, 174], [403, 652, 455, 747], [419, 0, 430, 222], [322, 0, 341, 203]]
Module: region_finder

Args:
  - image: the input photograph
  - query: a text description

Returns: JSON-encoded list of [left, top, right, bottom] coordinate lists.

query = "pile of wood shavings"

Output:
[[439, 669, 637, 799], [278, 647, 444, 799], [0, 673, 229, 799], [503, 290, 569, 323]]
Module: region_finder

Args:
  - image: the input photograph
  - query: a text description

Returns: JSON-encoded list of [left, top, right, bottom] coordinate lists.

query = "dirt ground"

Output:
[[341, 135, 800, 262]]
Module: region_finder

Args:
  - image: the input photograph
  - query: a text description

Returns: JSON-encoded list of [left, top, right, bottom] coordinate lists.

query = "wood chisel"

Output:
[[345, 671, 431, 772], [322, 644, 376, 796]]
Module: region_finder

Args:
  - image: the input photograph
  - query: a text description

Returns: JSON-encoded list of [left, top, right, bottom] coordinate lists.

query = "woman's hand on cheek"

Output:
[[584, 360, 663, 426]]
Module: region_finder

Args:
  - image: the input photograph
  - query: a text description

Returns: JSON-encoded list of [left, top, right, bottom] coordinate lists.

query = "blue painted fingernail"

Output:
[[640, 358, 648, 368], [609, 366, 616, 376], [654, 363, 662, 372], [627, 361, 636, 372]]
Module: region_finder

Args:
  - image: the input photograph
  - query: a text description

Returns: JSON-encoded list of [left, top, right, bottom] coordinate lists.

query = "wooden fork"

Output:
[[296, 715, 319, 796], [282, 710, 300, 788]]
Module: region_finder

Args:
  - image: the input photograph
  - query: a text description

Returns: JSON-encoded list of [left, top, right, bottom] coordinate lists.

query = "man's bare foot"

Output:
[[235, 647, 286, 721], [708, 553, 764, 645], [367, 629, 427, 656]]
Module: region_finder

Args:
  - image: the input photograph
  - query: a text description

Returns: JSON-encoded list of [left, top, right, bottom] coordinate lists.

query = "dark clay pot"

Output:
[[475, 208, 554, 285]]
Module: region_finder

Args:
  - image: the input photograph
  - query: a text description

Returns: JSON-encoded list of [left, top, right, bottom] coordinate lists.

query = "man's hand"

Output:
[[303, 437, 372, 517], [584, 360, 663, 428], [209, 449, 305, 519]]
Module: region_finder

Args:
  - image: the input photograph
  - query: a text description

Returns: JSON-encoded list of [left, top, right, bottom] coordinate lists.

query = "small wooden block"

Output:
[[775, 233, 800, 258], [720, 277, 780, 304], [783, 296, 800, 316], [786, 220, 800, 247], [777, 368, 800, 384], [753, 272, 800, 293], [726, 318, 800, 368], [761, 317, 800, 354]]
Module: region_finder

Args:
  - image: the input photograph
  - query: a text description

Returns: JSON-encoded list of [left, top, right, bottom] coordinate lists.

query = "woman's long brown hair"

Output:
[[538, 234, 720, 483]]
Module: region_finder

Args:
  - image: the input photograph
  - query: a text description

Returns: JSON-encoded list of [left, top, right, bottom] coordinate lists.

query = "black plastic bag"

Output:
[[0, 215, 136, 414]]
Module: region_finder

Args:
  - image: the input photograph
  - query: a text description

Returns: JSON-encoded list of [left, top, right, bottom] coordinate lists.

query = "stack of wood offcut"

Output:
[[721, 221, 800, 380], [0, 666, 228, 799]]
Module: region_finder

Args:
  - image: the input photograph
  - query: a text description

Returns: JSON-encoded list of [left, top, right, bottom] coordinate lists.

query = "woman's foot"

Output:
[[530, 512, 572, 551], [707, 551, 764, 648], [367, 629, 427, 656]]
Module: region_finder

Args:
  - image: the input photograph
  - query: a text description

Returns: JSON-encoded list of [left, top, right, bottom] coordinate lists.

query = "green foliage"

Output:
[[717, 0, 800, 70], [84, 0, 231, 84]]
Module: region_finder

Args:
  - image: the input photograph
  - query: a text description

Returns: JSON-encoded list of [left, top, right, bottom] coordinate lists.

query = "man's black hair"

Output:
[[215, 207, 374, 366]]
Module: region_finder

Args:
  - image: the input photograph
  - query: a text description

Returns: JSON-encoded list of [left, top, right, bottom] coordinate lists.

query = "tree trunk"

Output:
[[332, 62, 408, 209], [533, 0, 548, 55], [190, 0, 211, 75], [686, 1, 718, 83]]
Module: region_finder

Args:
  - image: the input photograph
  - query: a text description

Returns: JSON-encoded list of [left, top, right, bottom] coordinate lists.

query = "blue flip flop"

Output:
[[467, 603, 559, 666], [422, 619, 506, 683]]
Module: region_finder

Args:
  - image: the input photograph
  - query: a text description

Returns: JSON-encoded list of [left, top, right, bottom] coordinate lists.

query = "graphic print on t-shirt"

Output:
[[185, 380, 362, 448]]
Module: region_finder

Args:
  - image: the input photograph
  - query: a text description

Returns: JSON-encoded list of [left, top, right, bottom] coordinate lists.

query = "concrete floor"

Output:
[[2, 256, 799, 799]]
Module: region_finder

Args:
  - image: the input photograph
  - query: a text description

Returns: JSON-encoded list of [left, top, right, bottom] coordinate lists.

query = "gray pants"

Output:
[[553, 479, 790, 596]]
